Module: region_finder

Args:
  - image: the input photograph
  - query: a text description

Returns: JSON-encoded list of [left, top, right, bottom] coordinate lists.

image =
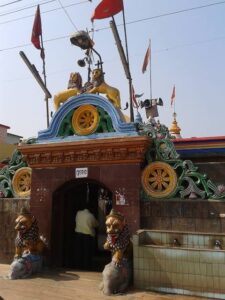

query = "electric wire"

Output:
[[0, 0, 56, 17], [0, 0, 23, 8], [0, 1, 89, 25], [0, 0, 90, 17], [0, 0, 224, 25], [1, 0, 225, 53], [93, 0, 225, 32], [57, 0, 79, 30]]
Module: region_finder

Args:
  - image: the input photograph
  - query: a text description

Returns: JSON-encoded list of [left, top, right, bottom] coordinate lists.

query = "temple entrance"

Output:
[[51, 179, 112, 271]]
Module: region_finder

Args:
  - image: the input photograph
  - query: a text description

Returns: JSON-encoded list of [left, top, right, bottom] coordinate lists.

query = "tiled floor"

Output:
[[0, 264, 209, 300]]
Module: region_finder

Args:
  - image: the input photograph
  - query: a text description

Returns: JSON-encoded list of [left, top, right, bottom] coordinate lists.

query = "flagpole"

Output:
[[173, 85, 176, 113], [121, 5, 134, 122], [40, 34, 49, 127], [149, 39, 152, 99], [91, 0, 134, 121], [31, 4, 50, 128]]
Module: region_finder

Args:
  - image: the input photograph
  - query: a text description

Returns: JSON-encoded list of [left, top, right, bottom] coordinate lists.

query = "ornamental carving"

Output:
[[18, 137, 151, 168]]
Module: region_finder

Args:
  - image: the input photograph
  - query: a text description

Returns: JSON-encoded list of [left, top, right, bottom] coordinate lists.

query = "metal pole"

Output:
[[91, 47, 103, 71], [174, 92, 176, 114], [121, 9, 134, 122], [149, 39, 152, 99], [19, 51, 52, 98], [40, 34, 49, 127]]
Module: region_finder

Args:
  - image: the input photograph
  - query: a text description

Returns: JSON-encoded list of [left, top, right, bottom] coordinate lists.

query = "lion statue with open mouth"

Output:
[[14, 208, 46, 258], [8, 207, 47, 280], [99, 209, 133, 295]]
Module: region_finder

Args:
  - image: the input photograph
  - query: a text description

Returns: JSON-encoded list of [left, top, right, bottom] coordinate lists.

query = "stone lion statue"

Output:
[[14, 208, 46, 258], [8, 208, 47, 279], [54, 72, 82, 110], [88, 68, 121, 109], [99, 209, 133, 295]]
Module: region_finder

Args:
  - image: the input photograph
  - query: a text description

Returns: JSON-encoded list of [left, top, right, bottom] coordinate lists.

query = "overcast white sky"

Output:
[[1, 0, 225, 139]]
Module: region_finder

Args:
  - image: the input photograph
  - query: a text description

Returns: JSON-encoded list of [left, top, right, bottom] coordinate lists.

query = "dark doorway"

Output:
[[51, 179, 112, 271]]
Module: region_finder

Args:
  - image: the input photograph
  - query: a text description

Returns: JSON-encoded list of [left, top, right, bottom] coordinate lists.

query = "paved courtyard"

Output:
[[0, 263, 209, 300]]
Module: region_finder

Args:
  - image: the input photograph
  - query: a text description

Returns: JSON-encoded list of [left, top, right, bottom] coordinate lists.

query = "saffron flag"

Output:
[[31, 5, 42, 49], [142, 44, 150, 74], [91, 0, 123, 22], [170, 85, 176, 106]]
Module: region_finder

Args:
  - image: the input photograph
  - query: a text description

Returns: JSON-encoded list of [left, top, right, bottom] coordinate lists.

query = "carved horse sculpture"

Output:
[[88, 68, 121, 109], [54, 72, 82, 110]]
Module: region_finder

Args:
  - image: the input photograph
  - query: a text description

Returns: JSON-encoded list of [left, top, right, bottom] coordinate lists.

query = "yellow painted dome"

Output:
[[169, 112, 181, 137]]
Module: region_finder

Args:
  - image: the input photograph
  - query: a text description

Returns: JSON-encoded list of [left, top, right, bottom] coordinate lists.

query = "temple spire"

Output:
[[169, 112, 181, 138]]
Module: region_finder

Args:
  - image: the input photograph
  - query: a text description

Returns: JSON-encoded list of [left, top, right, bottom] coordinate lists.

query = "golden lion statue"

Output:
[[14, 208, 46, 258], [54, 72, 82, 110], [88, 68, 121, 109]]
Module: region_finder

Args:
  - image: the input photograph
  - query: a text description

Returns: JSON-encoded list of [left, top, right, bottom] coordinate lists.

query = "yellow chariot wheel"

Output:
[[142, 161, 177, 198], [12, 167, 32, 198], [72, 104, 99, 135]]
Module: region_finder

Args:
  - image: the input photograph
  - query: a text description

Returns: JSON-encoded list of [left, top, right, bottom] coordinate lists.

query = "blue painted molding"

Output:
[[37, 94, 138, 143]]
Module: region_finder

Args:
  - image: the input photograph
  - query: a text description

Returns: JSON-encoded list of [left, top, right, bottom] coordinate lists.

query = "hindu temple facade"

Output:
[[1, 89, 225, 297]]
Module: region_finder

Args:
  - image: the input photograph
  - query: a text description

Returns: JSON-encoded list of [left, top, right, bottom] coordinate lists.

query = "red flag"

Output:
[[91, 0, 123, 22], [170, 85, 176, 106], [142, 44, 150, 74], [31, 5, 42, 50]]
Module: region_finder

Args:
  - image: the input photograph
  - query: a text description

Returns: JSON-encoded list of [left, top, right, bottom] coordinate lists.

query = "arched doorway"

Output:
[[51, 178, 112, 271]]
